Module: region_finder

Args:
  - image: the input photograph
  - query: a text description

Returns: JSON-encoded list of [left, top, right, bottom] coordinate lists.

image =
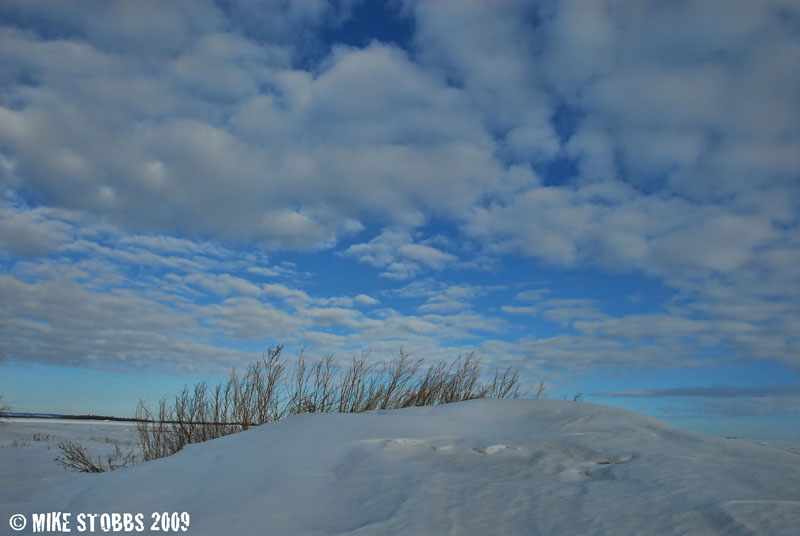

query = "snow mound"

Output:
[[5, 399, 800, 535]]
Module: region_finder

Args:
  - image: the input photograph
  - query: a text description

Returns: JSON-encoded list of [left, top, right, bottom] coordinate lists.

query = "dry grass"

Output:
[[55, 440, 136, 473], [0, 395, 10, 422], [131, 346, 539, 462]]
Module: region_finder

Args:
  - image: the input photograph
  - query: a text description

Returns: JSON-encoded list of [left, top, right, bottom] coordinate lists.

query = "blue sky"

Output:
[[1, 0, 799, 439]]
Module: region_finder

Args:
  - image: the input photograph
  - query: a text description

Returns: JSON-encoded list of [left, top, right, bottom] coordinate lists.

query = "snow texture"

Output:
[[2, 400, 799, 535]]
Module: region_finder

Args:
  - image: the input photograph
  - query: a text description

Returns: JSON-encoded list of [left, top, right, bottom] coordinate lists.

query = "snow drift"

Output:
[[5, 399, 800, 535]]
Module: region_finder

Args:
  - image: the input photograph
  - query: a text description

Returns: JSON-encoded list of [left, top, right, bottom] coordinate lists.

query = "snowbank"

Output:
[[3, 399, 799, 535]]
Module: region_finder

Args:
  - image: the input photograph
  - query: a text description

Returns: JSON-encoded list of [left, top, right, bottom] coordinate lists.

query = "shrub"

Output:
[[135, 346, 538, 462], [55, 440, 136, 473], [0, 395, 10, 422]]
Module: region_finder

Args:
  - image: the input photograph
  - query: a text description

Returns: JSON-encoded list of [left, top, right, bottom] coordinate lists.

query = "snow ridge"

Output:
[[3, 399, 799, 535]]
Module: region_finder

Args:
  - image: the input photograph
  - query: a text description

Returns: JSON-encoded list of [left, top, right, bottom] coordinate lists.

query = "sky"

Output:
[[0, 0, 798, 439]]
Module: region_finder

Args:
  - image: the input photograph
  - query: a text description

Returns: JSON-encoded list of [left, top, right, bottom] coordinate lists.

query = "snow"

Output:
[[2, 400, 799, 535], [0, 419, 139, 508]]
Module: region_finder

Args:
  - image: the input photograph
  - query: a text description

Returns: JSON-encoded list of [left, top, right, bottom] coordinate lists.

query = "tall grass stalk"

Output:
[[135, 346, 539, 462]]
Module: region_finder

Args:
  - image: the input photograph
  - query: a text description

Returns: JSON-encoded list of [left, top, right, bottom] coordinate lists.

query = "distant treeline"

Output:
[[0, 412, 141, 422], [60, 414, 146, 422], [4, 411, 287, 426], [4, 412, 147, 423], [3, 412, 63, 420]]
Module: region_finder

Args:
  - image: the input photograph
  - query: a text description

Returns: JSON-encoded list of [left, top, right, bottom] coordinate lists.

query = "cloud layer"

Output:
[[1, 0, 798, 420]]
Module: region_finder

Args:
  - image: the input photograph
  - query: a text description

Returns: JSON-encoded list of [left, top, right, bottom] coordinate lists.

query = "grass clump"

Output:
[[135, 346, 536, 462], [55, 440, 136, 473], [0, 395, 10, 422]]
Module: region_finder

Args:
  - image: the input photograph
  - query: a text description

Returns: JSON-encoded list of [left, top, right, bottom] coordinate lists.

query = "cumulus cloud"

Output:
[[0, 272, 237, 373], [0, 208, 513, 374], [0, 0, 798, 382], [503, 297, 607, 328], [2, 0, 795, 273], [353, 294, 379, 306], [0, 206, 71, 256], [408, 0, 560, 157], [203, 297, 308, 340], [343, 228, 457, 279], [438, 0, 800, 341], [0, 9, 498, 250]]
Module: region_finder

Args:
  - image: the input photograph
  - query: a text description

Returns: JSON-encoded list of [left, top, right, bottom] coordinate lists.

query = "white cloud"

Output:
[[306, 307, 361, 327], [514, 289, 551, 302], [353, 294, 379, 306], [466, 187, 594, 265], [418, 299, 469, 314], [343, 228, 457, 279], [204, 297, 307, 340], [261, 284, 310, 307], [0, 206, 71, 256], [652, 213, 775, 273], [466, 181, 785, 286], [1, 15, 498, 250], [0, 210, 515, 374], [409, 0, 559, 156], [183, 273, 263, 298], [502, 297, 607, 328], [0, 273, 245, 373], [0, 0, 798, 381], [397, 244, 456, 270]]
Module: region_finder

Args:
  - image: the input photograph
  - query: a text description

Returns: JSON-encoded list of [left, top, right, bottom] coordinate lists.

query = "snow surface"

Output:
[[2, 400, 800, 535], [0, 419, 139, 509]]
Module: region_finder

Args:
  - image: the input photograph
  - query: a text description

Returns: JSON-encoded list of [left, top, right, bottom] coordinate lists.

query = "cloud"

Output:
[[306, 307, 361, 327], [543, 0, 800, 190], [0, 273, 240, 373], [353, 294, 379, 306], [466, 182, 781, 277], [0, 205, 791, 383], [594, 385, 800, 418], [2, 0, 795, 276], [397, 244, 456, 270], [0, 0, 798, 383], [0, 206, 71, 256], [466, 187, 594, 265], [438, 0, 800, 370], [182, 273, 263, 298], [1, 5, 500, 249], [694, 396, 800, 417], [514, 289, 552, 302], [595, 385, 800, 398], [0, 208, 514, 374], [261, 284, 311, 306], [343, 228, 457, 279], [408, 0, 559, 158], [204, 297, 308, 340], [418, 299, 469, 314], [502, 295, 608, 329]]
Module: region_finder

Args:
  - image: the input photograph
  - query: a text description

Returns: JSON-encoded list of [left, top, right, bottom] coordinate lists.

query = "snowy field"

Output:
[[0, 419, 139, 504], [2, 400, 799, 535]]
